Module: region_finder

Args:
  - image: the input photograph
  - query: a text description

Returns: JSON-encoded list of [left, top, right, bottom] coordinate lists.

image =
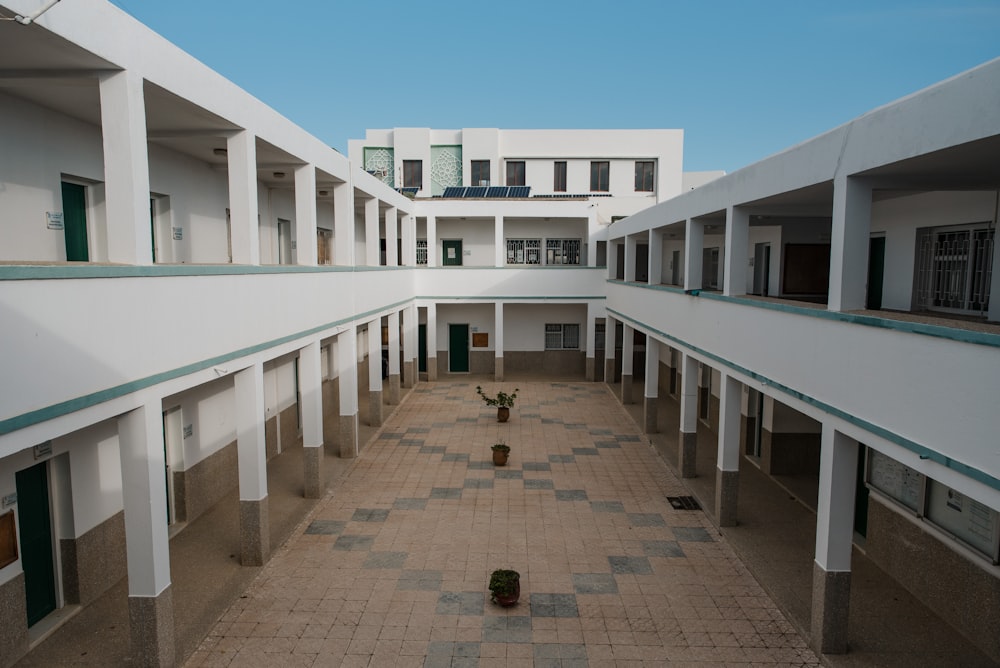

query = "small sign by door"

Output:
[[46, 212, 64, 230]]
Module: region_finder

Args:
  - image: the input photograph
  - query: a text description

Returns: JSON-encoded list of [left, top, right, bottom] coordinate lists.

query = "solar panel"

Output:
[[508, 186, 531, 198], [486, 186, 509, 198], [442, 186, 467, 198], [465, 186, 488, 198], [399, 187, 418, 195]]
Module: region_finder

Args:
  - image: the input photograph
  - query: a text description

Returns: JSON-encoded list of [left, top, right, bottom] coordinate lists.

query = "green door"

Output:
[[15, 462, 57, 627], [867, 237, 885, 309], [448, 324, 469, 372], [854, 445, 870, 537], [418, 324, 427, 373], [61, 182, 89, 262], [442, 239, 462, 266]]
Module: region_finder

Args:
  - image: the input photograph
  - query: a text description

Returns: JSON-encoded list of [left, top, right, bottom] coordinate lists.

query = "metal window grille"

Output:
[[416, 240, 428, 265], [545, 323, 580, 349], [506, 239, 541, 265], [546, 239, 581, 265], [914, 225, 993, 315]]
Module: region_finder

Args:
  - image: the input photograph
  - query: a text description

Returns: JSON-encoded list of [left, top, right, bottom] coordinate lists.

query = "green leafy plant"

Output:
[[491, 442, 510, 454], [488, 568, 520, 599], [476, 385, 519, 409]]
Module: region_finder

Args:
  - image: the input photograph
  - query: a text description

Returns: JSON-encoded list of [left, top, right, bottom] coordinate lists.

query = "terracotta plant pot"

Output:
[[493, 580, 520, 607], [493, 449, 509, 466], [497, 407, 510, 422]]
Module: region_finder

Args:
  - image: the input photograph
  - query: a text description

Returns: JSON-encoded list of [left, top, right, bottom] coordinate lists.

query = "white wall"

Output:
[[435, 303, 495, 351], [435, 218, 495, 267], [504, 303, 587, 351]]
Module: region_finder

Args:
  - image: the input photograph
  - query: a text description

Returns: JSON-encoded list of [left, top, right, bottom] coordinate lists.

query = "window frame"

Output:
[[544, 323, 581, 350], [590, 161, 610, 192], [402, 160, 422, 189], [553, 161, 567, 192], [506, 238, 541, 265], [416, 239, 428, 265], [506, 161, 526, 187], [470, 160, 490, 187], [634, 160, 655, 192], [545, 238, 582, 265]]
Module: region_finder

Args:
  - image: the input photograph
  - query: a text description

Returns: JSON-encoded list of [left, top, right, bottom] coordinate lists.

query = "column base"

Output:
[[643, 396, 658, 433], [427, 357, 438, 381], [715, 468, 739, 527], [621, 373, 633, 404], [339, 413, 358, 458], [604, 358, 616, 386], [240, 498, 270, 566], [494, 357, 504, 381], [127, 585, 175, 668], [388, 374, 401, 404], [810, 563, 852, 654], [679, 431, 697, 478], [403, 360, 415, 388], [303, 446, 323, 499], [369, 390, 383, 427], [585, 357, 595, 382]]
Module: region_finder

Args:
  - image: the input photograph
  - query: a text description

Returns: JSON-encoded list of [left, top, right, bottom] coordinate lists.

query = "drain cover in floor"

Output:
[[667, 496, 701, 510]]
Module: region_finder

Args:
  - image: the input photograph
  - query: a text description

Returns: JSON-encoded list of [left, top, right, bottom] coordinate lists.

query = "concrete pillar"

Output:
[[385, 206, 398, 266], [586, 207, 599, 268], [333, 181, 354, 266], [620, 324, 634, 404], [604, 315, 617, 387], [648, 228, 663, 285], [829, 176, 872, 312], [715, 374, 741, 526], [338, 327, 360, 457], [293, 164, 318, 266], [494, 215, 504, 267], [364, 198, 379, 266], [402, 304, 416, 388], [299, 341, 323, 498], [684, 218, 705, 292], [585, 302, 597, 381], [426, 215, 437, 268], [99, 70, 152, 265], [426, 303, 438, 381], [494, 302, 504, 380], [234, 363, 269, 566], [624, 234, 637, 281], [643, 337, 659, 433], [608, 241, 619, 280], [227, 130, 259, 264], [367, 320, 384, 426], [679, 353, 699, 478], [118, 403, 174, 667], [811, 424, 858, 654], [387, 311, 401, 403], [401, 213, 415, 266], [723, 206, 749, 297]]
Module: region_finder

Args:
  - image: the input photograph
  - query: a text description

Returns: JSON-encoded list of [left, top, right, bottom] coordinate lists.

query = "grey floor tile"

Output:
[[672, 526, 714, 542], [304, 519, 346, 535], [608, 555, 653, 575], [555, 489, 588, 501], [437, 591, 485, 615], [430, 487, 463, 499], [463, 478, 494, 489], [571, 447, 599, 456], [628, 512, 666, 527], [593, 440, 621, 449], [530, 593, 579, 618], [418, 445, 445, 453], [642, 540, 685, 557], [590, 500, 626, 513], [467, 461, 494, 470], [351, 508, 389, 522], [363, 551, 408, 569], [495, 469, 523, 479], [524, 479, 555, 490], [332, 534, 374, 551], [522, 461, 552, 471], [548, 454, 576, 463], [443, 453, 470, 462], [393, 497, 428, 510]]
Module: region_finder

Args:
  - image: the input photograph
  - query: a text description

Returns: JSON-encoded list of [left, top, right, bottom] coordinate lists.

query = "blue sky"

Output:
[[109, 1, 998, 173]]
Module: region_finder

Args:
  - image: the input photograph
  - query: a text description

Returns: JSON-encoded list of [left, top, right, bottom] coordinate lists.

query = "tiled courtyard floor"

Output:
[[186, 381, 820, 667]]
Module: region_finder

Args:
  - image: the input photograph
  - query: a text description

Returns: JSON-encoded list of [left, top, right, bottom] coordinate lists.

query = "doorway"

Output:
[[16, 461, 57, 627], [162, 407, 183, 525], [418, 324, 427, 373], [448, 324, 469, 372], [277, 218, 292, 264], [867, 237, 885, 309], [753, 243, 771, 296], [442, 239, 462, 266], [61, 182, 89, 262]]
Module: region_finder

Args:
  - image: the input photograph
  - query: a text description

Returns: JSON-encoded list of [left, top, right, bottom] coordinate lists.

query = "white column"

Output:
[[333, 181, 354, 266], [624, 234, 637, 281], [648, 229, 663, 285], [608, 241, 619, 279], [604, 314, 617, 385], [494, 301, 504, 380], [620, 324, 634, 404], [338, 326, 360, 457], [585, 302, 598, 381], [426, 215, 438, 268], [235, 363, 269, 566], [402, 214, 416, 266], [385, 206, 398, 266], [300, 341, 324, 498], [494, 215, 504, 267], [587, 207, 599, 267], [829, 176, 872, 312], [99, 70, 152, 265], [402, 304, 417, 388], [679, 352, 699, 477], [387, 310, 401, 403], [643, 337, 659, 433], [368, 319, 384, 427], [426, 303, 438, 381], [684, 218, 705, 292], [294, 165, 317, 266], [365, 198, 380, 266], [716, 374, 741, 526], [723, 206, 749, 297], [227, 130, 259, 264]]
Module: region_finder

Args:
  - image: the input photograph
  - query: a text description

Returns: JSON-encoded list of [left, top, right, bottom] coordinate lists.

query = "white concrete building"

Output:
[[0, 0, 998, 665]]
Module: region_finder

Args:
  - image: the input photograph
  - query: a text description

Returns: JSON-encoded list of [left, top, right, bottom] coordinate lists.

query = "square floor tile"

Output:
[[464, 478, 494, 489], [378, 432, 404, 440], [571, 447, 599, 456], [352, 508, 389, 522], [397, 570, 443, 591], [672, 526, 714, 542], [333, 535, 375, 551], [555, 489, 588, 501], [530, 593, 580, 618], [549, 455, 576, 464], [443, 453, 470, 462], [467, 461, 494, 470], [436, 591, 485, 616], [364, 551, 408, 569], [642, 540, 685, 557], [520, 412, 542, 418], [628, 513, 666, 527], [572, 573, 619, 594], [418, 445, 445, 453], [495, 469, 523, 479], [393, 498, 427, 511], [564, 423, 586, 430], [407, 427, 431, 434], [430, 488, 463, 499], [608, 556, 653, 575], [481, 616, 531, 643], [590, 501, 625, 513], [534, 643, 588, 660], [400, 438, 426, 446], [616, 434, 642, 442], [522, 462, 552, 471], [594, 440, 621, 449], [588, 428, 612, 435], [304, 519, 346, 535], [524, 479, 555, 490]]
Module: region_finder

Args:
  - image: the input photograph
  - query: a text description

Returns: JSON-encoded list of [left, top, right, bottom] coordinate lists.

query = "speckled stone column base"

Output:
[[494, 357, 504, 381], [427, 357, 438, 381], [679, 431, 697, 478], [388, 374, 401, 404], [715, 468, 739, 527], [643, 397, 658, 433], [810, 563, 851, 655], [585, 357, 595, 381], [240, 498, 270, 566], [127, 585, 175, 668], [403, 361, 414, 388], [303, 446, 323, 499], [340, 413, 358, 458], [369, 390, 383, 427], [621, 374, 633, 404], [0, 573, 29, 665], [605, 359, 616, 386]]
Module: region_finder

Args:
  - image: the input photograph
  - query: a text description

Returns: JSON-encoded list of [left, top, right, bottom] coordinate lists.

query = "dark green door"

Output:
[[448, 324, 469, 372], [442, 239, 462, 266], [854, 445, 869, 537], [61, 182, 88, 262], [15, 462, 56, 627], [418, 324, 427, 373], [867, 237, 885, 309]]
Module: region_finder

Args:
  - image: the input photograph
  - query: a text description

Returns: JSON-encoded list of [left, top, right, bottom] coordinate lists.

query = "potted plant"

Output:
[[476, 385, 520, 422], [488, 568, 520, 607], [491, 442, 510, 466]]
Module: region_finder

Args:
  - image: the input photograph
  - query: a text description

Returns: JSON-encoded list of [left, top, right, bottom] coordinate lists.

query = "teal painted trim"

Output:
[[606, 307, 1000, 492], [421, 266, 605, 270], [610, 280, 1000, 349], [418, 296, 605, 301], [0, 296, 414, 436], [0, 264, 367, 280]]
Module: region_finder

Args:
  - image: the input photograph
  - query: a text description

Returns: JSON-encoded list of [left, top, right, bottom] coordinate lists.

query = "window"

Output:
[[590, 161, 609, 192], [545, 324, 580, 350], [506, 161, 525, 186], [635, 161, 655, 192], [470, 160, 490, 186], [914, 224, 993, 316], [402, 160, 422, 188], [316, 228, 332, 265], [553, 161, 567, 192], [506, 239, 541, 264], [546, 239, 581, 265], [416, 239, 428, 265]]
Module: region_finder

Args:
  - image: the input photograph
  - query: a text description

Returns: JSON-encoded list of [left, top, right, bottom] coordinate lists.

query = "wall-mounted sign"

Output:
[[472, 333, 489, 348], [33, 441, 52, 460], [183, 424, 193, 439], [463, 249, 472, 256], [2, 494, 16, 509], [172, 227, 183, 241], [46, 212, 64, 230]]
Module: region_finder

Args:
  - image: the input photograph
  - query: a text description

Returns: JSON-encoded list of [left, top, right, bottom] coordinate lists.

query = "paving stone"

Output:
[[524, 479, 555, 490], [530, 593, 580, 618], [436, 591, 485, 616], [548, 454, 576, 463], [593, 440, 621, 449], [590, 501, 625, 513], [442, 453, 470, 462], [522, 462, 552, 471], [418, 445, 445, 453], [628, 512, 666, 527], [397, 570, 443, 591], [464, 478, 494, 489], [332, 535, 374, 551], [467, 461, 494, 470], [642, 540, 685, 557], [494, 469, 523, 479], [608, 556, 653, 575], [430, 487, 463, 499], [352, 508, 389, 522], [482, 616, 531, 643], [363, 551, 408, 569], [555, 489, 588, 501], [672, 526, 714, 542], [571, 447, 599, 456], [572, 573, 619, 594], [304, 519, 346, 535], [393, 498, 427, 510]]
